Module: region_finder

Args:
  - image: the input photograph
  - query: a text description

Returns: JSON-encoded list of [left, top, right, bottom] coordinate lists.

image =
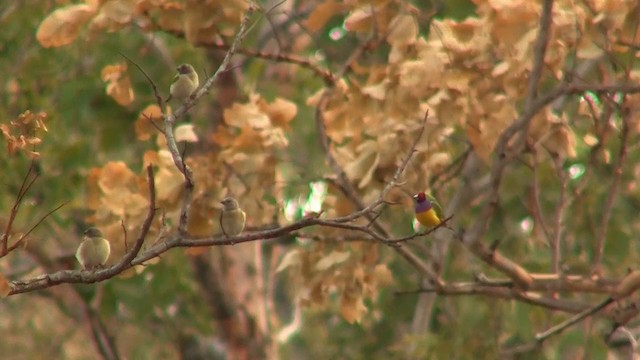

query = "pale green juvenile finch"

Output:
[[220, 197, 246, 237], [167, 63, 199, 103], [76, 227, 111, 270]]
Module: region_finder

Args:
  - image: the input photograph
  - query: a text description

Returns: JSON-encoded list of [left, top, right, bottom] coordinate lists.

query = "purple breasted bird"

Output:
[[413, 192, 444, 228]]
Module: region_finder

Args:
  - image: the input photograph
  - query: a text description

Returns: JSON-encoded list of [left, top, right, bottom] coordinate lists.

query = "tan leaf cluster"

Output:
[[37, 0, 248, 49], [153, 148, 226, 239], [36, 4, 96, 48], [304, 4, 466, 201], [0, 110, 48, 158], [529, 109, 577, 159], [277, 243, 393, 323], [88, 0, 137, 34], [101, 63, 135, 106], [87, 93, 297, 254], [343, 3, 397, 34], [181, 0, 248, 43], [210, 95, 297, 225], [319, 0, 637, 188], [85, 161, 158, 267], [311, 63, 452, 203], [86, 161, 150, 222], [86, 140, 225, 264], [219, 94, 296, 148]]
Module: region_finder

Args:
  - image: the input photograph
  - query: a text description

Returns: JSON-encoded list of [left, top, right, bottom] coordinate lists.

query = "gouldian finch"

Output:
[[76, 228, 111, 270], [413, 192, 445, 229], [220, 197, 246, 237], [167, 63, 199, 103]]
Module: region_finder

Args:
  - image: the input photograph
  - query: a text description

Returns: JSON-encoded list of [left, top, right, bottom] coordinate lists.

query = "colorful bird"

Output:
[[220, 197, 246, 237], [413, 192, 445, 229], [76, 227, 111, 270]]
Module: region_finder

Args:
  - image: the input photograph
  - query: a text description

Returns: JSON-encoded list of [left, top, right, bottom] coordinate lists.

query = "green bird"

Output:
[[76, 228, 111, 270], [220, 197, 246, 237], [166, 63, 199, 103]]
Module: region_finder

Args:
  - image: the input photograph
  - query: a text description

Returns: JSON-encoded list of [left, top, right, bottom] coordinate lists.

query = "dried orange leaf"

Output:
[[1, 111, 49, 157], [99, 161, 136, 192], [315, 250, 350, 271], [135, 104, 164, 141], [304, 0, 345, 32], [344, 7, 373, 32], [101, 63, 135, 106], [153, 4, 184, 33], [343, 141, 380, 189], [258, 97, 298, 129], [361, 81, 388, 100], [155, 150, 185, 206], [143, 150, 160, 168], [276, 249, 301, 273], [387, 14, 417, 46], [433, 18, 490, 56], [544, 122, 577, 158], [373, 264, 393, 286], [224, 102, 270, 128], [90, 0, 135, 32], [340, 292, 366, 323], [175, 123, 199, 143], [183, 2, 216, 44], [37, 4, 96, 48]]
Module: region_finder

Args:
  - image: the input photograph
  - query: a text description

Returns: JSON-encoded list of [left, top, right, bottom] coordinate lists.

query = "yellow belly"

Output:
[[415, 209, 441, 228]]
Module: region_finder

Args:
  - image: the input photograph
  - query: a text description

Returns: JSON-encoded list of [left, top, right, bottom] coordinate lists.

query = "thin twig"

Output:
[[463, 84, 640, 251], [592, 110, 629, 273], [523, 0, 555, 111], [5, 205, 626, 297], [428, 145, 472, 189], [121, 220, 128, 252], [463, 0, 555, 251], [114, 165, 156, 269], [2, 160, 38, 255], [385, 215, 454, 244], [7, 200, 70, 253], [534, 297, 614, 342], [6, 165, 157, 295], [394, 282, 590, 314], [257, 0, 287, 51], [169, 5, 255, 235], [118, 52, 164, 109], [529, 156, 552, 244], [550, 155, 568, 275], [84, 305, 121, 360]]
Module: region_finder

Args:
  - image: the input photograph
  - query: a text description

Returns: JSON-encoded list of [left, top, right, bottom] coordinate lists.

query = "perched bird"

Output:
[[166, 63, 199, 103], [413, 192, 446, 229], [220, 197, 246, 237], [76, 228, 111, 270]]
